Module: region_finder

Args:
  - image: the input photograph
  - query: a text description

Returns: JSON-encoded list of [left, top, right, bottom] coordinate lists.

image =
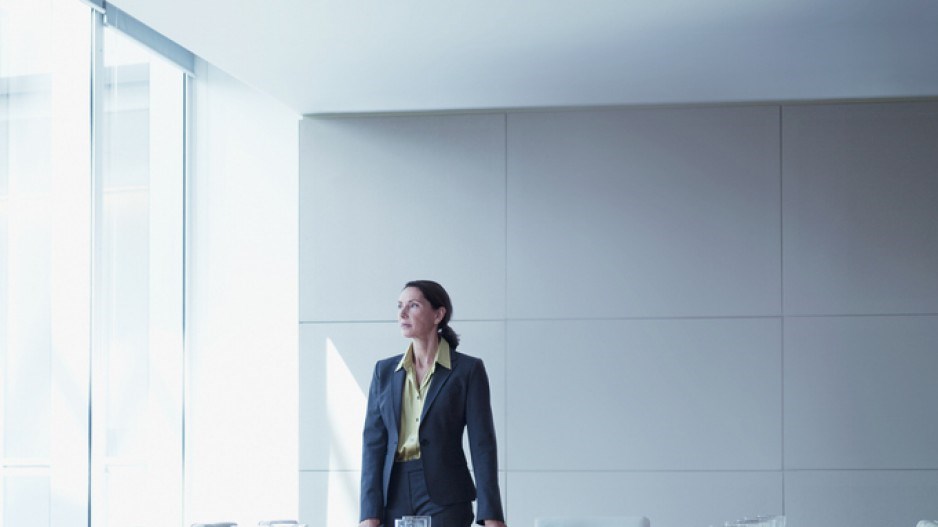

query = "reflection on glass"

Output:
[[1, 0, 54, 464], [91, 25, 185, 527], [1, 1, 186, 525], [1, 0, 88, 524]]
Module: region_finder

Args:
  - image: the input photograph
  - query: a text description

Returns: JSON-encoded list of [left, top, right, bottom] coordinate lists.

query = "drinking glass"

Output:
[[394, 516, 431, 527], [725, 516, 785, 527], [725, 520, 762, 527], [753, 515, 785, 527]]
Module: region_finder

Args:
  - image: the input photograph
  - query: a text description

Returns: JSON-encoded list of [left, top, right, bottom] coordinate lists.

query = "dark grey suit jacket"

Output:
[[360, 349, 504, 525]]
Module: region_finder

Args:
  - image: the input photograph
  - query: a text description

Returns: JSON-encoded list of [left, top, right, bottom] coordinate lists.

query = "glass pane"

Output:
[[2, 0, 92, 525], [3, 2, 184, 525], [3, 471, 51, 526], [1, 0, 54, 463], [91, 24, 185, 527]]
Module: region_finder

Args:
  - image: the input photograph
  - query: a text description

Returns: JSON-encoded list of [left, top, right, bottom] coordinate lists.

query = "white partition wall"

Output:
[[506, 107, 781, 319], [298, 114, 508, 322], [186, 60, 300, 526], [298, 102, 938, 527], [779, 102, 938, 527]]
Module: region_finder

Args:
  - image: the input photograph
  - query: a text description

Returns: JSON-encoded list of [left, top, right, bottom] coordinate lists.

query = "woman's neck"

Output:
[[411, 333, 440, 368]]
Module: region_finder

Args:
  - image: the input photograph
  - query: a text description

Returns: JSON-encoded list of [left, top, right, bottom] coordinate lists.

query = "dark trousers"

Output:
[[383, 459, 474, 527]]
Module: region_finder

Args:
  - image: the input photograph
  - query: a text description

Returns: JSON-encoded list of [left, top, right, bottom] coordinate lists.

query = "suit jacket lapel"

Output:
[[421, 354, 454, 422], [391, 366, 406, 438]]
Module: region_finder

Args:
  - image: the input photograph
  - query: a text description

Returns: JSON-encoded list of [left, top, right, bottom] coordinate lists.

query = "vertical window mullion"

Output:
[[88, 9, 108, 527]]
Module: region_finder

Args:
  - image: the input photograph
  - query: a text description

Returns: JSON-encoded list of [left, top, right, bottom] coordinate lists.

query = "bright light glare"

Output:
[[325, 337, 367, 526]]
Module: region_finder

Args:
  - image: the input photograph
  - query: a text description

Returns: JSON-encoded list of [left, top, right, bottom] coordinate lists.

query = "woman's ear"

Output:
[[435, 307, 446, 326]]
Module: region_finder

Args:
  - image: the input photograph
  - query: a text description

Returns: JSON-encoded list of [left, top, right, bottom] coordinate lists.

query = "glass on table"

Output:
[[754, 515, 785, 527], [725, 520, 762, 527], [394, 516, 431, 527], [725, 516, 785, 527]]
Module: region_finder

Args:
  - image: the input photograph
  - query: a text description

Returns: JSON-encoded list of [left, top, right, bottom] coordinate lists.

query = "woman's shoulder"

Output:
[[450, 349, 485, 368], [375, 354, 403, 370]]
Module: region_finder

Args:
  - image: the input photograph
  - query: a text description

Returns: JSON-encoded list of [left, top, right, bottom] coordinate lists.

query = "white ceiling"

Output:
[[111, 0, 938, 115]]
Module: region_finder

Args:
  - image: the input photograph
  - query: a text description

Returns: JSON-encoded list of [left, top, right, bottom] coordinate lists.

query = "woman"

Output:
[[359, 280, 507, 527]]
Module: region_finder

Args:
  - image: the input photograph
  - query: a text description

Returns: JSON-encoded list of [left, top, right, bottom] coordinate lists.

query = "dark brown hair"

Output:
[[404, 280, 459, 350]]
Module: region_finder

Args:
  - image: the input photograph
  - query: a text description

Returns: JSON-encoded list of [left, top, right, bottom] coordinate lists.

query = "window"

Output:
[[0, 1, 188, 526], [1, 1, 91, 524], [90, 24, 186, 527]]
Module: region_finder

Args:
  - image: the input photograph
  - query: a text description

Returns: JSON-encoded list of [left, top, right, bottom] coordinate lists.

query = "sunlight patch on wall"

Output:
[[325, 337, 366, 526]]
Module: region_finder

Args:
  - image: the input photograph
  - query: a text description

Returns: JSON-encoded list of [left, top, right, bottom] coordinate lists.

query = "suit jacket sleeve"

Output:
[[360, 361, 388, 521], [465, 358, 505, 524]]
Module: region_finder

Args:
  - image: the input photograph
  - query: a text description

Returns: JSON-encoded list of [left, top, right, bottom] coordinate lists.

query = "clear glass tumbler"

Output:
[[395, 516, 431, 527]]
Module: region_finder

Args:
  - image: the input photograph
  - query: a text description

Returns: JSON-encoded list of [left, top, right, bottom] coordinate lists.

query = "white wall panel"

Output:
[[506, 318, 782, 471], [298, 101, 938, 527], [299, 114, 507, 322], [507, 107, 781, 319], [299, 322, 394, 472], [186, 60, 299, 526], [785, 470, 938, 527], [299, 470, 359, 527], [782, 102, 938, 315], [300, 321, 507, 471], [509, 471, 783, 527], [784, 316, 938, 469]]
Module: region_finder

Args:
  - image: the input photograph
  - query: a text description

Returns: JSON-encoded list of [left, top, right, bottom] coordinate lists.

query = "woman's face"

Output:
[[398, 286, 444, 341]]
